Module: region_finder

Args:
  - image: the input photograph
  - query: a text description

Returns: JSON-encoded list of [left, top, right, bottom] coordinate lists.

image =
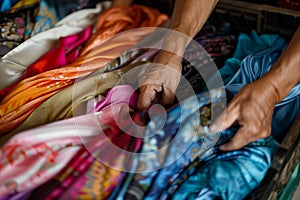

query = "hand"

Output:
[[209, 78, 280, 151], [137, 50, 182, 110]]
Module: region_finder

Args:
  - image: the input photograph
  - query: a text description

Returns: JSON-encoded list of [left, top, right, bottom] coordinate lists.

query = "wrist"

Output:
[[259, 69, 284, 104], [154, 50, 182, 72], [160, 30, 192, 57]]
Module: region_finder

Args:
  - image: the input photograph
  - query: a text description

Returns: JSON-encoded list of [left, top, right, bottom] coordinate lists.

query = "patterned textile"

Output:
[[177, 22, 236, 97], [163, 36, 299, 200], [6, 60, 148, 145], [29, 0, 100, 37], [0, 5, 37, 56]]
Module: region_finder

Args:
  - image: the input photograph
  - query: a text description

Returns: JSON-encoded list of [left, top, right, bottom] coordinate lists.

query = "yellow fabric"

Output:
[[11, 0, 39, 10]]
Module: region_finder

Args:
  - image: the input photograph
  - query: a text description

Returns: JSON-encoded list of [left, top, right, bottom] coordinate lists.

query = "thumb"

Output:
[[137, 84, 162, 110], [209, 104, 239, 132]]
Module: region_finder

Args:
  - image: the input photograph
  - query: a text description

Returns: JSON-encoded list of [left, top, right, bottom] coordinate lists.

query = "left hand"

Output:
[[209, 78, 280, 151]]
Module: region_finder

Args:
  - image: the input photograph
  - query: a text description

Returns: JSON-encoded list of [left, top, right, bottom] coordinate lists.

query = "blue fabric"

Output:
[[121, 88, 228, 200], [145, 32, 299, 200], [0, 0, 19, 12], [171, 136, 279, 200]]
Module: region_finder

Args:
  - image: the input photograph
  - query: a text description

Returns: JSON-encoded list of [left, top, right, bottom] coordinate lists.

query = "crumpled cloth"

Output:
[[0, 85, 141, 197]]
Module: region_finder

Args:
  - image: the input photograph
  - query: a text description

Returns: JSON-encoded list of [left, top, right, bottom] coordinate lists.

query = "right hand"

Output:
[[137, 50, 182, 110]]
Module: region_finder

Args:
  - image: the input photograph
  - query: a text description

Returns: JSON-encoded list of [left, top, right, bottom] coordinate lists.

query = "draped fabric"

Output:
[[170, 136, 279, 200], [164, 34, 299, 200], [0, 5, 167, 135]]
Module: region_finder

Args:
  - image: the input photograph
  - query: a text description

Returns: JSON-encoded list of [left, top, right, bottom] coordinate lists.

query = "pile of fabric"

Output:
[[0, 1, 299, 200]]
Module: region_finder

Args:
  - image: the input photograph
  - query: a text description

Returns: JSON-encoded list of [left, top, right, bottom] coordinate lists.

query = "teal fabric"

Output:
[[0, 0, 19, 12], [207, 31, 286, 88]]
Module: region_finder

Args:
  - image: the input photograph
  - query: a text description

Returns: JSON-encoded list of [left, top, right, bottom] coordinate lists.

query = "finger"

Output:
[[162, 88, 175, 106], [209, 104, 239, 132], [137, 84, 161, 110], [219, 127, 253, 151]]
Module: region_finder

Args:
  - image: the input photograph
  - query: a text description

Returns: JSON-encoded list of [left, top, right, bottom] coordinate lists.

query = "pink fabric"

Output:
[[24, 25, 93, 78], [88, 84, 138, 113], [0, 26, 93, 101]]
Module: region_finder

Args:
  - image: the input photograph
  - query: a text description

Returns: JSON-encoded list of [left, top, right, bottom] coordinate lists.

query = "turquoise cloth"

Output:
[[207, 30, 286, 88], [278, 161, 300, 200]]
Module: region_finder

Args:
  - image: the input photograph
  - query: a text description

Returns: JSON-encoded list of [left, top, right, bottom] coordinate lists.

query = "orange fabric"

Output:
[[80, 5, 168, 55], [0, 5, 167, 135]]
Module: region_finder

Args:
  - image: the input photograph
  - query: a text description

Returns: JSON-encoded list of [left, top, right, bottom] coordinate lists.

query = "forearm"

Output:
[[170, 0, 218, 37], [111, 0, 132, 6], [263, 26, 300, 102], [162, 0, 218, 56]]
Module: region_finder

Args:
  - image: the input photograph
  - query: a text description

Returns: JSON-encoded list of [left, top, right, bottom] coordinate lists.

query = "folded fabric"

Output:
[[0, 5, 167, 135], [24, 25, 93, 79], [0, 2, 109, 90], [0, 25, 93, 101], [0, 85, 141, 197]]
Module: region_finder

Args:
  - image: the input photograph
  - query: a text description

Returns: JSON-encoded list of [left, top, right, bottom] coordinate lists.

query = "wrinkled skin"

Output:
[[210, 79, 279, 150], [137, 50, 182, 109]]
